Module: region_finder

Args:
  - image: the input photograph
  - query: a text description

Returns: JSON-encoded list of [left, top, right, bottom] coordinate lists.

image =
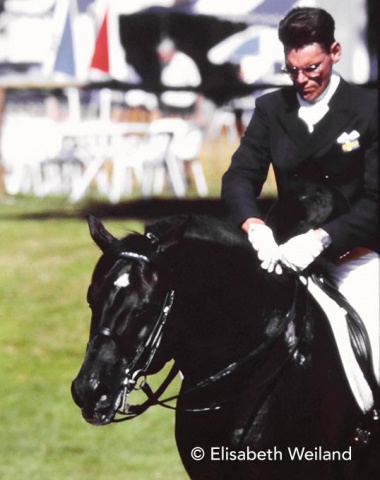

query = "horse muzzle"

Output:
[[71, 377, 124, 426]]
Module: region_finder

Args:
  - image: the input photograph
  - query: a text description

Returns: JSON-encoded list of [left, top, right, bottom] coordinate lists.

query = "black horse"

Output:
[[71, 185, 379, 480]]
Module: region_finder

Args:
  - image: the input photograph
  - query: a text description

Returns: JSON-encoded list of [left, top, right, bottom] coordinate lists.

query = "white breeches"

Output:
[[325, 252, 380, 384]]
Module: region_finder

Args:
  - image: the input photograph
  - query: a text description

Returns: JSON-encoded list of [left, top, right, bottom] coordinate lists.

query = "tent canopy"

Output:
[[118, 8, 249, 105]]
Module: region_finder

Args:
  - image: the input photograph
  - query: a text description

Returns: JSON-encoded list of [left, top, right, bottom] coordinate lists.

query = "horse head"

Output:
[[71, 215, 185, 426]]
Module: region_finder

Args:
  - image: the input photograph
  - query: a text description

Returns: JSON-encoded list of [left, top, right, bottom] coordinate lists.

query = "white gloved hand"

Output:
[[279, 229, 324, 272], [248, 224, 283, 274]]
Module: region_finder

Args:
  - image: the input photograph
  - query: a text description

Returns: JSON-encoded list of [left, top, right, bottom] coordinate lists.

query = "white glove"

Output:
[[279, 229, 324, 272], [248, 224, 283, 274]]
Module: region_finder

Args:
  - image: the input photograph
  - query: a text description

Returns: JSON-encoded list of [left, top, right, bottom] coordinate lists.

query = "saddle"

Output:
[[265, 181, 379, 412]]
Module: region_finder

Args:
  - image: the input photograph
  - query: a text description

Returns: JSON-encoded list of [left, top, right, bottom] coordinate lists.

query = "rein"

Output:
[[112, 277, 303, 421], [92, 238, 379, 427], [112, 269, 380, 423]]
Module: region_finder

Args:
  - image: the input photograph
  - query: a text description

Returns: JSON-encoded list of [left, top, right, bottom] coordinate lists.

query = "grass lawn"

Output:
[[0, 139, 277, 479], [0, 197, 188, 480]]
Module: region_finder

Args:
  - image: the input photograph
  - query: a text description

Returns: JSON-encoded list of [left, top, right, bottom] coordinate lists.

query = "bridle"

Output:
[[91, 248, 176, 422], [94, 289, 175, 416], [91, 244, 304, 422], [89, 240, 379, 430]]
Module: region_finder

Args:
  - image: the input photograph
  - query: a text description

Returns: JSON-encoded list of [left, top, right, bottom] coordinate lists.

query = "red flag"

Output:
[[90, 11, 109, 72]]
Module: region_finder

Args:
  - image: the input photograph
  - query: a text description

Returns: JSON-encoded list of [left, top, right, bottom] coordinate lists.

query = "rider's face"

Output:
[[284, 42, 341, 101]]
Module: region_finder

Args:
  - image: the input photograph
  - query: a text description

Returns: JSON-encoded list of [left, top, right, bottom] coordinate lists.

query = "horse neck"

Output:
[[168, 239, 291, 381]]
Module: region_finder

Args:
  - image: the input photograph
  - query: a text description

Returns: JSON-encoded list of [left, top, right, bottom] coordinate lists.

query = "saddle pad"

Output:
[[304, 276, 374, 413]]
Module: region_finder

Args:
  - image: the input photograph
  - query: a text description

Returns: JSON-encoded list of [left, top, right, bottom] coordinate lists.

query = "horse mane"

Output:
[[266, 181, 350, 243], [146, 214, 252, 250], [144, 214, 295, 314], [143, 215, 313, 389], [98, 214, 301, 345]]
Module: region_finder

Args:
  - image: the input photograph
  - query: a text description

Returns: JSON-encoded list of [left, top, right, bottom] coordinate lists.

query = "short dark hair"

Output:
[[278, 7, 336, 52]]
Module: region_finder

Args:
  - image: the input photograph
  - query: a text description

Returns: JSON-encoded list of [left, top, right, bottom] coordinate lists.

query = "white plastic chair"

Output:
[[108, 134, 144, 203], [1, 116, 62, 196], [139, 118, 208, 197], [174, 127, 208, 197], [139, 131, 174, 197], [209, 107, 237, 143]]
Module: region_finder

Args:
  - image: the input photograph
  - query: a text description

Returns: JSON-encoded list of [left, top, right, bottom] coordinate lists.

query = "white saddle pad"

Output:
[[304, 276, 374, 413]]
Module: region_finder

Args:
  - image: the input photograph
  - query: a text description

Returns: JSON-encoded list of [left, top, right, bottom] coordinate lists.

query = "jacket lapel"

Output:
[[276, 88, 310, 149], [276, 80, 356, 160]]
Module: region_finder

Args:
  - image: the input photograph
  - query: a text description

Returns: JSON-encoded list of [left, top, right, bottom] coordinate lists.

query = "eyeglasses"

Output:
[[281, 62, 323, 78]]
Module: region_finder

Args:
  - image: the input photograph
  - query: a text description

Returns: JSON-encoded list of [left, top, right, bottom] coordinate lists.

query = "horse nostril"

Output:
[[71, 377, 112, 411]]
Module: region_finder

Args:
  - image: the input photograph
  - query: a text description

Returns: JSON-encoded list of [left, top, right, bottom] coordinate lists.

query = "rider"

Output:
[[221, 7, 379, 383]]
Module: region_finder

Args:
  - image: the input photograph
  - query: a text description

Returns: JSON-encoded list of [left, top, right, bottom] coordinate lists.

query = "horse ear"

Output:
[[87, 215, 116, 251]]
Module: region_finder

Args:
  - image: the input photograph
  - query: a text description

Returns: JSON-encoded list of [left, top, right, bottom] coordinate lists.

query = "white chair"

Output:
[[68, 120, 116, 202], [174, 127, 208, 197], [139, 118, 208, 197], [40, 158, 84, 196], [108, 134, 144, 203], [139, 131, 174, 197], [1, 116, 62, 196], [209, 107, 238, 143], [143, 118, 188, 197]]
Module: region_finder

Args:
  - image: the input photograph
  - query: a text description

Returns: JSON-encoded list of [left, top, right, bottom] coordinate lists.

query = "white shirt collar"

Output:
[[297, 72, 341, 132]]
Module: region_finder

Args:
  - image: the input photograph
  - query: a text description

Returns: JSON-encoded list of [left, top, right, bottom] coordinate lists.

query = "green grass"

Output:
[[0, 198, 187, 480]]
